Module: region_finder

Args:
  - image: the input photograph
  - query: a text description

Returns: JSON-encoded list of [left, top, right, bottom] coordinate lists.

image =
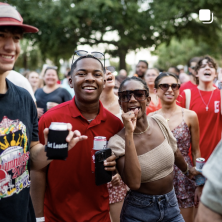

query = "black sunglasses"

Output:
[[118, 90, 148, 102], [158, 83, 180, 91], [72, 50, 105, 68], [106, 66, 115, 73]]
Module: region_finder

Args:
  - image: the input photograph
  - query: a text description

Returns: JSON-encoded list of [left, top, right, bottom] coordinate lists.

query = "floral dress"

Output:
[[172, 108, 195, 208], [107, 179, 128, 204]]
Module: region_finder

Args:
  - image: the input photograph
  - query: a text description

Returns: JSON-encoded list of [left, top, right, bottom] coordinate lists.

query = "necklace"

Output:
[[133, 120, 150, 135], [198, 89, 214, 111]]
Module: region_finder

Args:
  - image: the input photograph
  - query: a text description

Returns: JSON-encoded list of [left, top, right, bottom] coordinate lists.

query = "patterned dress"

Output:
[[172, 109, 196, 208], [107, 179, 128, 204]]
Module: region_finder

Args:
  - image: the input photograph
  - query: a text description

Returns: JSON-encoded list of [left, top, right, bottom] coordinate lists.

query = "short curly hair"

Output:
[[119, 76, 149, 96]]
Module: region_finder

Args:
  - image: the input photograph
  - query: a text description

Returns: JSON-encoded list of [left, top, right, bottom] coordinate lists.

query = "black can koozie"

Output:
[[47, 122, 69, 160]]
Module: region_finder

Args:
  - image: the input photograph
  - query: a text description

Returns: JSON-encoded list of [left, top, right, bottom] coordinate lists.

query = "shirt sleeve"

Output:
[[201, 140, 222, 215], [177, 91, 186, 108], [107, 134, 125, 158], [31, 101, 39, 141]]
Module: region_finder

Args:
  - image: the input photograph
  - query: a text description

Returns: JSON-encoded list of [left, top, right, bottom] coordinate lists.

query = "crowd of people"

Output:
[[0, 2, 222, 222]]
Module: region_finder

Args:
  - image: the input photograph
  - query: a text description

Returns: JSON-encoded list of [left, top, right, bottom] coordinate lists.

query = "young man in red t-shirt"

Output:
[[31, 54, 123, 222], [179, 55, 222, 161]]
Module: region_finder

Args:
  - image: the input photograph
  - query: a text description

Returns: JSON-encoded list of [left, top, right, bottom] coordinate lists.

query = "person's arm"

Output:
[[174, 148, 199, 179], [116, 109, 141, 190], [195, 202, 222, 222], [189, 111, 201, 165], [30, 167, 47, 219]]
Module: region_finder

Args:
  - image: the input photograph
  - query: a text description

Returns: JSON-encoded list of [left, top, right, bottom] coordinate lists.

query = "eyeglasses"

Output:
[[118, 90, 148, 102], [106, 66, 115, 73], [158, 83, 180, 91], [191, 66, 196, 70], [72, 50, 105, 68]]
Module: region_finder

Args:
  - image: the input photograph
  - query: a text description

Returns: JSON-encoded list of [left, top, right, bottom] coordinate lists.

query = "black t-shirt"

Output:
[[0, 79, 39, 222], [35, 87, 72, 113]]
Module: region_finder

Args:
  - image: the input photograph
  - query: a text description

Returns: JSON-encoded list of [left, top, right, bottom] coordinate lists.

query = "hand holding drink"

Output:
[[195, 158, 206, 186], [44, 122, 88, 160]]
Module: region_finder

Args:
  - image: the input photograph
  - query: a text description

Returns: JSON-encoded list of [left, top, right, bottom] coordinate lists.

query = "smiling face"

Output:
[[119, 80, 150, 119], [69, 57, 105, 103], [104, 69, 115, 89], [196, 59, 216, 84], [28, 71, 39, 87], [0, 28, 21, 74], [144, 69, 159, 87], [44, 69, 58, 86], [156, 76, 179, 104]]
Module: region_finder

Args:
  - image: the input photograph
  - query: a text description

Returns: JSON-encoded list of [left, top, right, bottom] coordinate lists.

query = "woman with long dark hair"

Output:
[[153, 72, 201, 222]]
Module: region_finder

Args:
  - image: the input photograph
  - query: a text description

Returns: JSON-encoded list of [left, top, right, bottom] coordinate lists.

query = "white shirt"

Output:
[[6, 70, 36, 102]]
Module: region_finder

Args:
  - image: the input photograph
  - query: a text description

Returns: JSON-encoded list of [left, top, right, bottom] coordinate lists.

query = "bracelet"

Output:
[[182, 163, 189, 175], [36, 217, 45, 222]]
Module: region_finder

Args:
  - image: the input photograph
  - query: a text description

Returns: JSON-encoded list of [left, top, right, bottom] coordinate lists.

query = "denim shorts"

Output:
[[120, 188, 185, 222]]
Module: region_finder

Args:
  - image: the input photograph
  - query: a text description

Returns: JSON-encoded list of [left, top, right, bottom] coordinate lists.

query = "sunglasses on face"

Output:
[[106, 66, 115, 73], [158, 83, 180, 91], [118, 90, 148, 102], [72, 50, 105, 68]]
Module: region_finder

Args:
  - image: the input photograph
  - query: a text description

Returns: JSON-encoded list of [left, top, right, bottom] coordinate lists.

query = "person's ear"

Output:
[[146, 96, 151, 106], [68, 77, 73, 88]]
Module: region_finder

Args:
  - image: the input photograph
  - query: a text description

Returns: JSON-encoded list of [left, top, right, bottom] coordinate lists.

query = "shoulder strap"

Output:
[[184, 89, 191, 110]]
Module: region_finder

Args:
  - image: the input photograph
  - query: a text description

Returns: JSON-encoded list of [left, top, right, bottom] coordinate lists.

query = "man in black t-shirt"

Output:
[[0, 3, 88, 222]]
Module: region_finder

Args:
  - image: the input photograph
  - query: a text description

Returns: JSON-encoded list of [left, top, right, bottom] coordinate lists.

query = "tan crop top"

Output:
[[108, 114, 178, 183]]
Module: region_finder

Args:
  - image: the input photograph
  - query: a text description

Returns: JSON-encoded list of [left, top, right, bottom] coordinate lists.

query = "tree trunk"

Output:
[[119, 49, 127, 70], [23, 52, 27, 70]]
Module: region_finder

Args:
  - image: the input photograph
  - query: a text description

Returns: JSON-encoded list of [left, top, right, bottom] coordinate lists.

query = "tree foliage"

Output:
[[154, 38, 222, 70], [4, 0, 222, 70]]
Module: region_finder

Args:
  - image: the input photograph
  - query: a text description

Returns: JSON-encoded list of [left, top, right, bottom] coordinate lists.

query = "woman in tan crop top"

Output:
[[108, 77, 200, 222]]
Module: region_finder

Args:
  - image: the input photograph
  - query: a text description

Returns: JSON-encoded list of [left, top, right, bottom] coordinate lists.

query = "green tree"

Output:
[[154, 38, 222, 70], [5, 0, 222, 70]]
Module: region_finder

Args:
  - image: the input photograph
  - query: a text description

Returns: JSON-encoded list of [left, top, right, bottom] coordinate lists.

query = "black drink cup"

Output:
[[46, 122, 69, 160]]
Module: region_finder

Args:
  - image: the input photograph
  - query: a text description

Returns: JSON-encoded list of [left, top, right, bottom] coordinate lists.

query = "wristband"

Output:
[[182, 163, 189, 175], [36, 217, 45, 222]]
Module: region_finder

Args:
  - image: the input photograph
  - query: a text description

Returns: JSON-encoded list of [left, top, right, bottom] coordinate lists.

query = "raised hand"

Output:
[[121, 108, 139, 134]]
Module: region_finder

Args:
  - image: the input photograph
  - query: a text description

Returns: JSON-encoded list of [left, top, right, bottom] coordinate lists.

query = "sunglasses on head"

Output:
[[106, 66, 115, 73], [118, 90, 148, 102], [72, 50, 105, 68], [158, 83, 180, 91]]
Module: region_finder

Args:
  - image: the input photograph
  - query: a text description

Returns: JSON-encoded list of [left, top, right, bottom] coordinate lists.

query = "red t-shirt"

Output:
[[38, 97, 123, 222], [179, 87, 222, 161], [146, 99, 162, 115], [179, 80, 197, 94]]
